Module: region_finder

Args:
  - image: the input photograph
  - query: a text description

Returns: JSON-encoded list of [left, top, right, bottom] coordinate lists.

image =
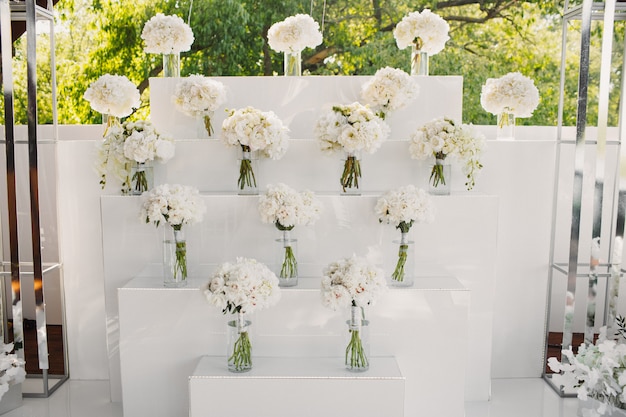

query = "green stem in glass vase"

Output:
[[132, 165, 149, 194], [341, 154, 361, 192], [346, 303, 368, 370], [392, 221, 412, 283], [204, 114, 213, 137], [238, 145, 257, 190], [172, 226, 187, 281], [229, 312, 252, 371], [430, 153, 447, 188], [276, 222, 297, 279]]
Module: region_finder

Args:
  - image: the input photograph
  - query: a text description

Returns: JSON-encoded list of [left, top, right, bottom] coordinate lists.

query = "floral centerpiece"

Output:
[[267, 14, 323, 76], [83, 74, 141, 135], [202, 258, 281, 372], [321, 255, 387, 371], [409, 117, 485, 193], [0, 343, 25, 401], [96, 120, 175, 194], [360, 66, 420, 120], [141, 184, 206, 287], [141, 13, 194, 77], [258, 183, 323, 286], [172, 75, 227, 137], [393, 9, 450, 75], [221, 106, 289, 194], [375, 185, 434, 286], [315, 102, 389, 194]]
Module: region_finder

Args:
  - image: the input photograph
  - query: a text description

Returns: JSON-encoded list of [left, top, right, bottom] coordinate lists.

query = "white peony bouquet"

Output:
[[315, 102, 390, 192], [83, 74, 141, 134], [480, 72, 540, 119], [393, 9, 450, 55], [267, 13, 323, 53], [0, 343, 25, 402], [375, 185, 434, 284], [361, 67, 420, 119], [172, 75, 227, 137], [141, 13, 194, 55], [221, 106, 290, 191]]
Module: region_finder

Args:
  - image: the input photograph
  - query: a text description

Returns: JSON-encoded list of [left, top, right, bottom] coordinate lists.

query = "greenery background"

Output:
[[2, 0, 624, 127]]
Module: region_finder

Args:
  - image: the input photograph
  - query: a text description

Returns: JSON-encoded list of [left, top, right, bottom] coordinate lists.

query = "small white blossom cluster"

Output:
[[141, 13, 194, 54], [141, 184, 206, 228], [121, 120, 175, 164], [0, 343, 25, 402], [83, 74, 141, 118], [267, 14, 323, 53], [393, 9, 450, 55], [203, 258, 281, 314], [480, 72, 540, 118], [258, 183, 323, 230], [315, 102, 390, 155], [375, 185, 434, 229], [361, 67, 420, 118], [321, 255, 387, 310], [172, 75, 227, 118], [221, 106, 289, 159]]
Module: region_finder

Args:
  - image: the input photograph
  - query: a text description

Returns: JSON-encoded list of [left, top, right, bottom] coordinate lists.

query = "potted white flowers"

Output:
[[258, 183, 323, 287], [0, 343, 25, 414], [172, 75, 227, 138], [393, 9, 450, 76], [480, 72, 540, 140], [267, 14, 323, 76], [409, 117, 485, 194], [375, 185, 434, 286], [321, 255, 387, 372], [83, 74, 141, 135], [202, 258, 281, 372], [141, 13, 194, 77], [221, 106, 290, 195], [96, 119, 175, 195], [140, 184, 206, 287], [360, 66, 420, 120], [314, 102, 390, 195]]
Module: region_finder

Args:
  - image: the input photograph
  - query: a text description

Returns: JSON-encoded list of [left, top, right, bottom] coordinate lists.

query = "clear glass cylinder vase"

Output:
[[237, 147, 259, 195], [284, 50, 302, 76], [429, 158, 451, 195], [163, 227, 188, 287], [129, 161, 153, 196], [340, 151, 362, 196], [276, 229, 298, 287], [345, 305, 370, 372], [163, 52, 180, 77], [227, 312, 252, 373], [497, 111, 515, 140], [391, 232, 414, 287], [411, 45, 429, 76]]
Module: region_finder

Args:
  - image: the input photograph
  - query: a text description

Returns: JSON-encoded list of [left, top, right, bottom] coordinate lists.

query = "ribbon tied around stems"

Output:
[[346, 303, 368, 370], [341, 152, 361, 192], [392, 221, 412, 283], [430, 155, 448, 188], [276, 222, 297, 279], [238, 145, 257, 191]]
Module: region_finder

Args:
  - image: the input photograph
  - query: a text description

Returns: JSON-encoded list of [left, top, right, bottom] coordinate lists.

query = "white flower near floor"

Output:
[[172, 75, 227, 136], [267, 14, 323, 53], [393, 9, 450, 55], [140, 184, 206, 228], [0, 343, 25, 401], [361, 67, 420, 119], [202, 258, 281, 314], [375, 185, 434, 231], [258, 183, 323, 230], [83, 74, 141, 118], [480, 72, 540, 118], [141, 13, 194, 54]]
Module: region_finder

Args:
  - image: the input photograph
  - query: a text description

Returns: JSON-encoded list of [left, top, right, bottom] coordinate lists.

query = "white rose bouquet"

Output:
[[141, 13, 194, 55], [268, 14, 323, 53], [221, 106, 289, 192], [480, 72, 540, 127], [258, 183, 323, 282], [202, 258, 281, 372], [83, 74, 141, 134], [375, 185, 434, 284], [172, 75, 227, 137], [361, 67, 420, 119], [0, 343, 25, 401], [394, 9, 449, 54], [315, 102, 390, 193]]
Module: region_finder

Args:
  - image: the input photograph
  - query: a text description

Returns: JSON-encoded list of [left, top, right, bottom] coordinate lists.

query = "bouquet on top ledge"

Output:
[[480, 72, 540, 127], [361, 66, 420, 120], [0, 343, 25, 402], [268, 13, 323, 53], [83, 74, 141, 134], [172, 75, 227, 137], [393, 9, 450, 55], [141, 13, 194, 55]]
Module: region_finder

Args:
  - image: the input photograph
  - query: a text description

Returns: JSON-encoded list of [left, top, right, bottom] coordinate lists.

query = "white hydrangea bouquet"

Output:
[[0, 343, 25, 401], [221, 106, 289, 193], [258, 183, 323, 284], [96, 120, 175, 194], [202, 258, 281, 372], [321, 255, 387, 371], [409, 117, 485, 191], [361, 66, 420, 120], [83, 74, 141, 134], [141, 184, 206, 285], [172, 75, 227, 137], [314, 102, 390, 193], [141, 13, 194, 54], [267, 13, 323, 76], [375, 185, 434, 285]]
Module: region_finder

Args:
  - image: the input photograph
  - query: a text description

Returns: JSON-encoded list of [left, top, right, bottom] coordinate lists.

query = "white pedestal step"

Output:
[[189, 356, 405, 417]]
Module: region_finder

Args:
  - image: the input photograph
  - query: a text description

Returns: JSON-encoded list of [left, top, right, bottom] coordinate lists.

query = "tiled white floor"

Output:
[[0, 378, 579, 417]]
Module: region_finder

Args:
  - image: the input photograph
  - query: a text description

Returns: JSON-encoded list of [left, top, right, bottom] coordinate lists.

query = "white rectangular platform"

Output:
[[189, 356, 405, 417]]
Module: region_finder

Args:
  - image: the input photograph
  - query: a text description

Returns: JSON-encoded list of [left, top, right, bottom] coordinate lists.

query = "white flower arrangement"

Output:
[[172, 75, 227, 137], [141, 183, 205, 229], [258, 183, 323, 230], [361, 67, 420, 119], [393, 9, 450, 55], [83, 74, 141, 118], [141, 13, 194, 55], [480, 72, 540, 118], [0, 343, 25, 402], [267, 14, 323, 53], [409, 117, 485, 190]]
